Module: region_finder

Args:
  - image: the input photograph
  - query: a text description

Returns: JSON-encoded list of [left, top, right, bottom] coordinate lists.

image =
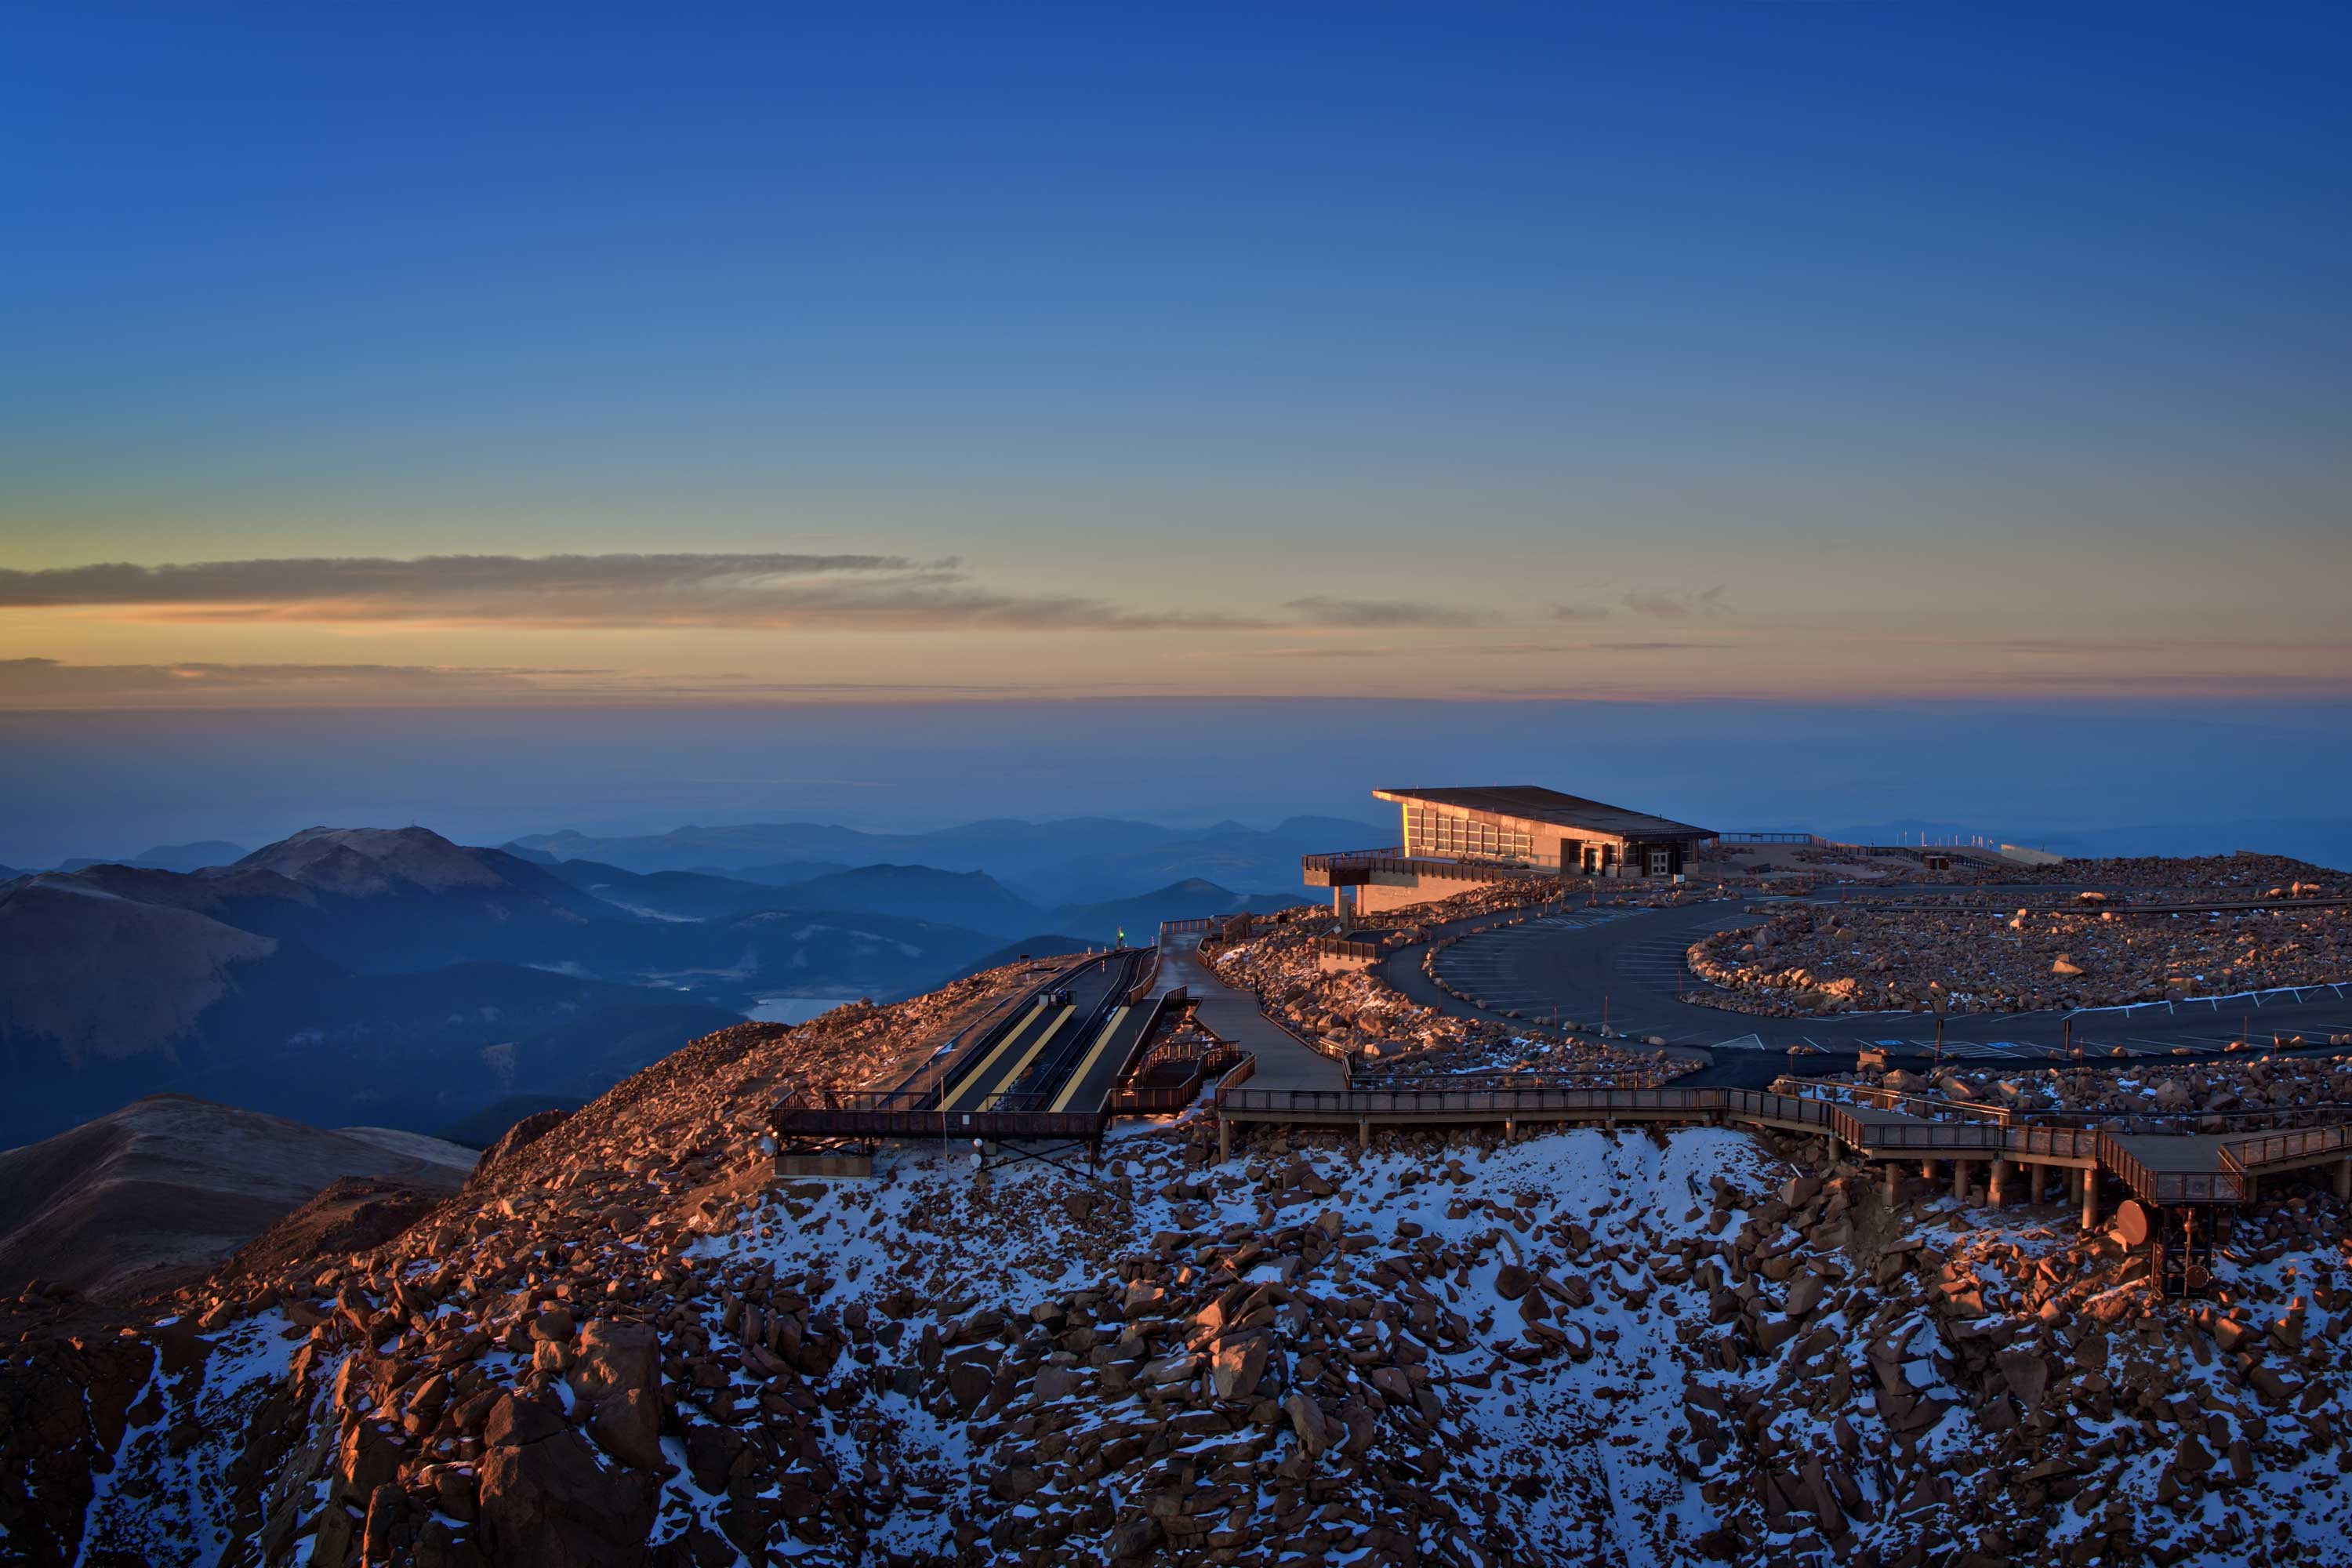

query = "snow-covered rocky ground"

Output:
[[14, 993, 2352, 1567]]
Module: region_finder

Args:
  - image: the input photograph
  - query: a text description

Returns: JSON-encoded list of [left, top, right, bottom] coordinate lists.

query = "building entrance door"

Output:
[[1646, 848, 1671, 877]]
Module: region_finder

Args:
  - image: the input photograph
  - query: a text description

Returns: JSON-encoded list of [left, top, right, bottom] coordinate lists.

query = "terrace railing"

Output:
[[1301, 849, 1558, 884], [1775, 1078, 2015, 1127], [2219, 1121, 2352, 1175]]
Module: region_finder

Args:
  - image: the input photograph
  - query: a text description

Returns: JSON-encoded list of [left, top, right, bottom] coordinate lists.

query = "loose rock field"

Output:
[[1689, 898, 2352, 1017]]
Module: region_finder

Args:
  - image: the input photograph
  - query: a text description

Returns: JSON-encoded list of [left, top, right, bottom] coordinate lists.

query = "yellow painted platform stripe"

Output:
[[982, 1005, 1074, 1109], [1050, 1005, 1131, 1113], [945, 1000, 1047, 1111]]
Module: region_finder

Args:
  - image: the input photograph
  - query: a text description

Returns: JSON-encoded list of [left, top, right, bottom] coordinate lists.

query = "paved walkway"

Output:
[[1156, 937, 1348, 1091]]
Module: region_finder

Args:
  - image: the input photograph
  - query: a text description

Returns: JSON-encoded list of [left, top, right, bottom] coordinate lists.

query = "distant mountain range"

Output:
[[1047, 877, 1299, 941], [0, 815, 1352, 1148], [0, 827, 988, 1147], [507, 814, 1383, 904], [540, 855, 1308, 941], [55, 839, 250, 873], [949, 935, 1098, 982]]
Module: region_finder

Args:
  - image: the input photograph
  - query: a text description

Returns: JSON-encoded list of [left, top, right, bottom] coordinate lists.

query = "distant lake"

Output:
[[748, 995, 862, 1025]]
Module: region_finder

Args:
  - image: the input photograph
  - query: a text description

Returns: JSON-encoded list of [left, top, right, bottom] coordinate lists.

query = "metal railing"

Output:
[[1112, 1040, 1243, 1113], [2100, 1133, 2248, 1206], [2220, 1121, 2352, 1174], [2002, 1125, 2102, 1162], [1301, 850, 1559, 884], [1777, 1079, 2014, 1127], [1207, 1080, 2103, 1161], [771, 1103, 1105, 1141], [1834, 1112, 2005, 1154], [1214, 1083, 1831, 1125]]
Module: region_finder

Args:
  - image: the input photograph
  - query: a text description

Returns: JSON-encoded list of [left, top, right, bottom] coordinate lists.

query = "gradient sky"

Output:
[[3, 2, 2349, 713]]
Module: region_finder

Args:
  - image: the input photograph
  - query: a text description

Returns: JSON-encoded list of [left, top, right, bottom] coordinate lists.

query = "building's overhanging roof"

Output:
[[1374, 786, 1714, 841]]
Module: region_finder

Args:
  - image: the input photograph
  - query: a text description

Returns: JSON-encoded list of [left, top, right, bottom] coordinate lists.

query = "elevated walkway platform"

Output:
[[1152, 932, 1348, 1094], [1211, 1077, 2352, 1216]]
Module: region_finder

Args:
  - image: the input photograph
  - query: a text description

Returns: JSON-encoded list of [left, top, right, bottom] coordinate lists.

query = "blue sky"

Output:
[[0, 3, 2347, 847]]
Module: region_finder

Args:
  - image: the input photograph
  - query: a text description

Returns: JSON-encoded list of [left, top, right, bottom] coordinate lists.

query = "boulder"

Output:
[[483, 1395, 565, 1449], [1283, 1392, 1327, 1456], [587, 1388, 664, 1472], [1210, 1334, 1273, 1401], [567, 1321, 659, 1407], [477, 1425, 658, 1568]]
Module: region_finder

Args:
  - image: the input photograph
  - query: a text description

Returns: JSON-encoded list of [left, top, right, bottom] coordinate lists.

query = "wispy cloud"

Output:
[[1225, 644, 1407, 660], [1215, 639, 1730, 660], [1548, 587, 1732, 621], [0, 657, 1107, 709], [1620, 585, 1731, 619], [0, 554, 1258, 632], [1281, 597, 1494, 629], [0, 656, 588, 704]]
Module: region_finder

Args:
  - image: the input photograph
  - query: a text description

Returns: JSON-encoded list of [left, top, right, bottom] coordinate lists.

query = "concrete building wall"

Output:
[[1355, 872, 1514, 914]]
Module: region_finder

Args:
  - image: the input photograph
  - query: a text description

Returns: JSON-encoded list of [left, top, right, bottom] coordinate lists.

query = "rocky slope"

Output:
[[1690, 894, 2352, 1017], [12, 973, 2352, 1566]]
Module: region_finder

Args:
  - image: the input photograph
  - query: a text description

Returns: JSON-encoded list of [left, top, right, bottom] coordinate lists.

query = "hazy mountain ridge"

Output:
[[0, 876, 281, 1071], [949, 934, 1097, 980], [54, 839, 249, 874], [511, 813, 1386, 902], [0, 928, 743, 1149], [40, 829, 629, 974], [748, 863, 1043, 935], [0, 826, 1014, 1148], [1047, 877, 1302, 941], [538, 858, 818, 921], [0, 1094, 477, 1301]]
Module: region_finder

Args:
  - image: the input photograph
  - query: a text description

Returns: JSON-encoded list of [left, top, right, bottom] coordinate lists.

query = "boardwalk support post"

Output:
[[1358, 1117, 1370, 1155], [1951, 1159, 1970, 1203], [1218, 1116, 1231, 1165], [2080, 1173, 2099, 1232], [1989, 1159, 2011, 1207], [1883, 1161, 1900, 1207], [2337, 1157, 2351, 1203]]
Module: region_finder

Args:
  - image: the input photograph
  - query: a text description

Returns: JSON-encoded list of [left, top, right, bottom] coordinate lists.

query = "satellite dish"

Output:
[[2113, 1200, 2151, 1249]]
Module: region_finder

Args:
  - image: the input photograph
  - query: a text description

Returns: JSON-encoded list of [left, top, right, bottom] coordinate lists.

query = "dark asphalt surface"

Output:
[[1378, 887, 2352, 1089]]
